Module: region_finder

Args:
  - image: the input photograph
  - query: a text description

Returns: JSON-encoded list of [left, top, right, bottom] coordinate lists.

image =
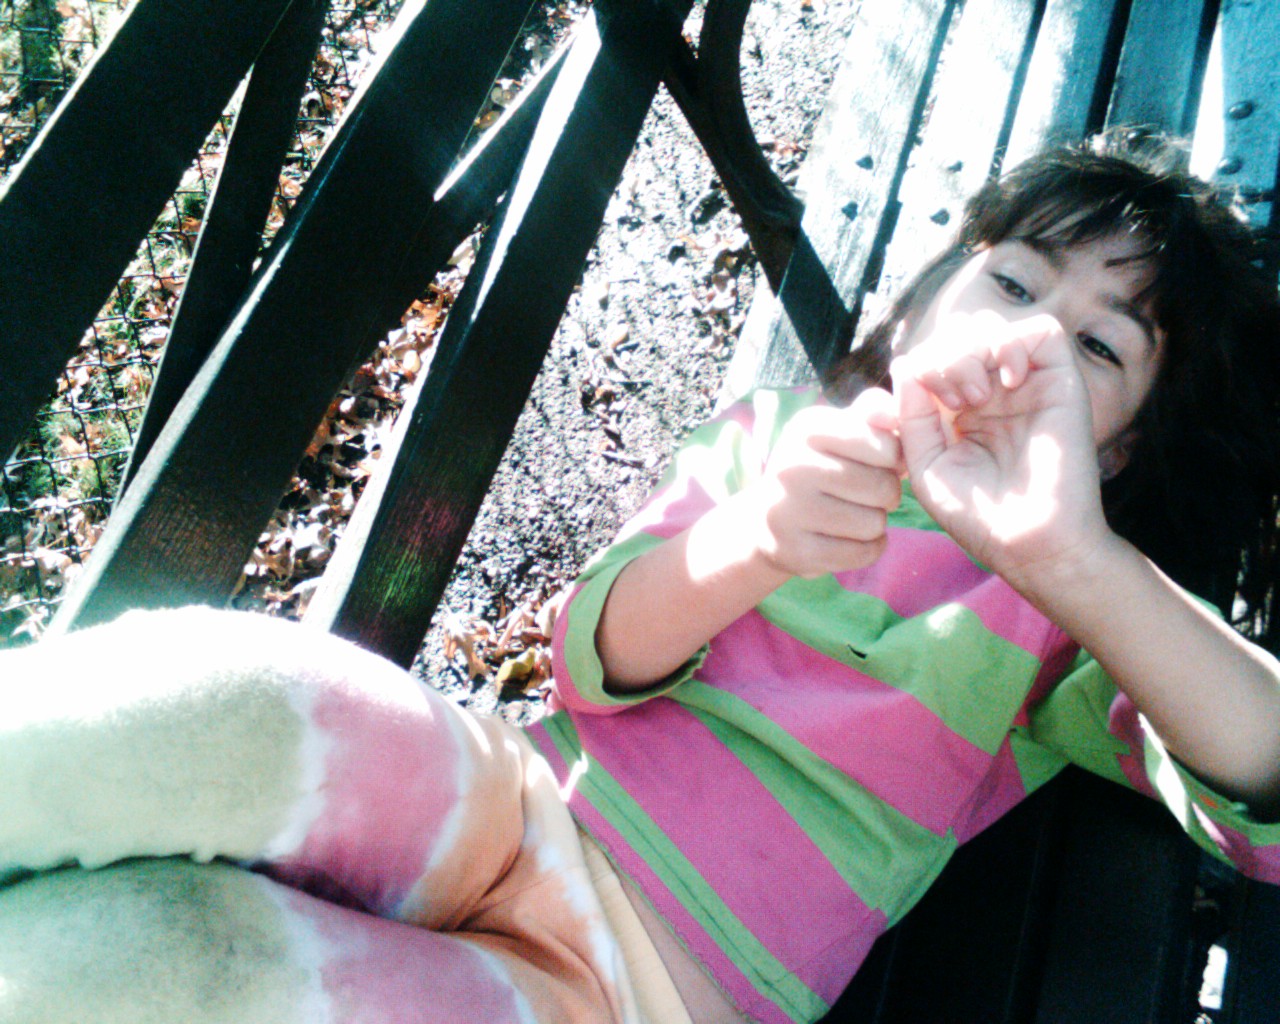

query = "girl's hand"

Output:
[[597, 388, 903, 691], [891, 312, 1110, 589], [744, 388, 903, 579]]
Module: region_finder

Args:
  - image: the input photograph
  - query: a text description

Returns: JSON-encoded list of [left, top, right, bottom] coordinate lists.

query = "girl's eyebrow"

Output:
[[1017, 237, 1066, 269], [1104, 294, 1158, 351]]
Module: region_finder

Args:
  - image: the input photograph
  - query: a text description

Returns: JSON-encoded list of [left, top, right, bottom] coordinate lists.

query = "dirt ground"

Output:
[[415, 0, 860, 720]]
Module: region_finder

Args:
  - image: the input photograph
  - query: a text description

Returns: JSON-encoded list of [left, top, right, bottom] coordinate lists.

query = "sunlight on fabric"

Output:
[[456, 702, 494, 756], [1190, 22, 1224, 181], [1146, 715, 1193, 829], [559, 752, 589, 801]]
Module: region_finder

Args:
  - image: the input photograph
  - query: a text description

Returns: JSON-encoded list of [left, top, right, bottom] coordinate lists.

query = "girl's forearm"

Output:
[[596, 491, 791, 692], [1014, 534, 1280, 811]]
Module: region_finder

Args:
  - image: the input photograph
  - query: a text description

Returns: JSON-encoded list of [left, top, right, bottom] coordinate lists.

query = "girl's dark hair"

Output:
[[828, 131, 1280, 647]]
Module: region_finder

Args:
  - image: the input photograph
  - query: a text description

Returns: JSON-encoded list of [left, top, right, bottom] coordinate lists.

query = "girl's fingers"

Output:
[[801, 492, 890, 542], [792, 399, 902, 471], [891, 371, 950, 472], [822, 460, 902, 512], [900, 311, 1074, 406], [781, 529, 890, 579], [849, 385, 902, 434], [991, 333, 1030, 389]]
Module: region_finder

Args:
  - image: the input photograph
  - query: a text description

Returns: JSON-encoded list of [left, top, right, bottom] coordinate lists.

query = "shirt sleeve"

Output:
[[548, 386, 819, 715], [1020, 644, 1280, 885]]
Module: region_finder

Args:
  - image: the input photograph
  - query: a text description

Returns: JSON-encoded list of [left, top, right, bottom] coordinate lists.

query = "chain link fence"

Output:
[[0, 0, 415, 642], [1, 0, 582, 645]]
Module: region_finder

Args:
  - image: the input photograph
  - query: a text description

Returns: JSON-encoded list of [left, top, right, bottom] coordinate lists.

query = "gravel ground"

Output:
[[415, 0, 860, 721]]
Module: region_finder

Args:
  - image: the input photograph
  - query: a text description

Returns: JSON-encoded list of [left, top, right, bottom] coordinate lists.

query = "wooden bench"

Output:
[[1, 0, 1277, 1020]]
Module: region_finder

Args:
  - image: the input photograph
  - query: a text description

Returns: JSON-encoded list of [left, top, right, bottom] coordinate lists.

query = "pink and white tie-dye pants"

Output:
[[0, 607, 647, 1024]]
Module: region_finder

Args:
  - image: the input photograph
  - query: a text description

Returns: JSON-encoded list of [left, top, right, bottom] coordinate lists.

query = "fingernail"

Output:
[[961, 383, 986, 405]]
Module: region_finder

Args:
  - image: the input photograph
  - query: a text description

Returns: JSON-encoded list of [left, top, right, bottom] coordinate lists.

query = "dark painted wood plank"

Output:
[[1220, 876, 1280, 1023], [732, 0, 957, 392], [363, 37, 567, 349], [664, 0, 803, 292], [304, 0, 694, 667], [1210, 0, 1280, 229], [1004, 0, 1126, 165], [0, 0, 295, 462], [49, 0, 538, 632], [1032, 774, 1201, 1024], [869, 0, 1040, 320], [120, 0, 328, 493], [1106, 0, 1214, 134]]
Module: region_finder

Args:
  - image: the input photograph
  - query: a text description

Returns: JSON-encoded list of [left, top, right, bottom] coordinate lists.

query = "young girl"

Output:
[[2, 133, 1279, 1024]]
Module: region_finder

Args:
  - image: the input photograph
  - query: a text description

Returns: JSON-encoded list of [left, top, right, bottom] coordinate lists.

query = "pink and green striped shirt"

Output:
[[525, 386, 1280, 1024]]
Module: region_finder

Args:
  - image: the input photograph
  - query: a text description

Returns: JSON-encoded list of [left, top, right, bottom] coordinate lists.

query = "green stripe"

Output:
[[760, 578, 1042, 754], [540, 713, 827, 1024], [1142, 737, 1241, 869], [891, 478, 948, 534], [752, 386, 821, 456], [1008, 729, 1068, 796], [676, 683, 954, 924], [1021, 651, 1131, 786], [672, 424, 755, 499]]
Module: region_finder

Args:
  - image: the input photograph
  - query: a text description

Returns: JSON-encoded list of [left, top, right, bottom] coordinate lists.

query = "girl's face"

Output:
[[898, 232, 1165, 467]]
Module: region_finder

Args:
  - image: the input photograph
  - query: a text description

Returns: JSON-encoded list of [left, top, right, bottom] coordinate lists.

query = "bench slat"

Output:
[[1004, 0, 1127, 165], [305, 0, 694, 666], [0, 0, 294, 462], [1031, 774, 1202, 1024], [871, 0, 1041, 318], [1214, 0, 1280, 230], [1106, 0, 1213, 134], [121, 0, 328, 493], [736, 0, 957, 392], [1222, 877, 1280, 1021], [48, 0, 537, 632]]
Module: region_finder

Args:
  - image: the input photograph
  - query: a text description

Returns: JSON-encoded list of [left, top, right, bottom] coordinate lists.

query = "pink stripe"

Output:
[[952, 738, 1029, 843], [273, 682, 465, 916], [842, 527, 1060, 658], [280, 885, 526, 1023], [525, 727, 795, 1020], [561, 799, 801, 1024], [1190, 809, 1280, 885], [1107, 693, 1161, 801], [529, 722, 881, 1024], [547, 579, 606, 716], [565, 701, 881, 996], [621, 474, 718, 542], [701, 608, 993, 835], [836, 527, 989, 618]]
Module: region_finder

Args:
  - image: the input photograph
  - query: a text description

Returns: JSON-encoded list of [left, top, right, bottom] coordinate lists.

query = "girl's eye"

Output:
[[1078, 333, 1122, 367], [992, 273, 1032, 303]]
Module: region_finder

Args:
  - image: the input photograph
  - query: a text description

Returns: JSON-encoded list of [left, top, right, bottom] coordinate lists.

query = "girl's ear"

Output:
[[1099, 430, 1138, 481]]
